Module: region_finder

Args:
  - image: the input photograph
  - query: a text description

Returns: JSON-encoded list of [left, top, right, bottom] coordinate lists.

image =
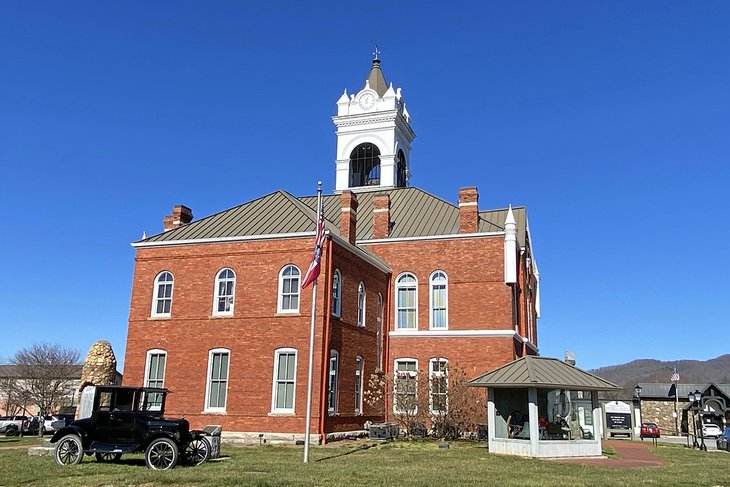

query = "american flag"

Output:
[[671, 370, 680, 382], [301, 197, 325, 289]]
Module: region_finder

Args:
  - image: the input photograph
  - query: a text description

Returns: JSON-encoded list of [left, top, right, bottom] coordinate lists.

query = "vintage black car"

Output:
[[50, 386, 211, 470]]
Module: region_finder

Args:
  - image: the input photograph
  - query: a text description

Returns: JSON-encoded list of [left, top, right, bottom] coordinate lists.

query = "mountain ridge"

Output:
[[588, 354, 730, 392]]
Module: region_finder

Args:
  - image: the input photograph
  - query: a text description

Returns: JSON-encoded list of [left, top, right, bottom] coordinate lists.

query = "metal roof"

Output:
[[637, 382, 730, 399], [0, 364, 83, 379], [366, 59, 388, 97], [138, 187, 527, 246], [467, 356, 621, 391]]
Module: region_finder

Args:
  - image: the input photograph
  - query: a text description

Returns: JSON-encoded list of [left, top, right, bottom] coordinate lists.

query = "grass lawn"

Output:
[[0, 439, 728, 487]]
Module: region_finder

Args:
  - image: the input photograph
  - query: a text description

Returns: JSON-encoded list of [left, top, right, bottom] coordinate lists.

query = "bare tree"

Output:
[[11, 343, 81, 426]]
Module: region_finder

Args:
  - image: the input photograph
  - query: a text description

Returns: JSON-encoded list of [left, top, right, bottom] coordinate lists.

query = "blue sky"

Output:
[[1, 1, 728, 372]]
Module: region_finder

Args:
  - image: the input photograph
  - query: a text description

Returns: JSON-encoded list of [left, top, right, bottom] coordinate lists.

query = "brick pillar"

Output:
[[163, 205, 193, 231], [458, 187, 479, 233], [340, 191, 358, 244], [372, 193, 391, 239]]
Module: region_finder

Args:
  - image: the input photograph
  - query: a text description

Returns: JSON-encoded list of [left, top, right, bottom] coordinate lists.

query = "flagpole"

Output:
[[304, 181, 322, 463]]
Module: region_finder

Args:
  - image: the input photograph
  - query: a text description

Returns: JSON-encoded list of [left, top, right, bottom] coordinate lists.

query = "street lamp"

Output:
[[634, 385, 643, 436], [634, 385, 643, 440], [688, 390, 707, 451]]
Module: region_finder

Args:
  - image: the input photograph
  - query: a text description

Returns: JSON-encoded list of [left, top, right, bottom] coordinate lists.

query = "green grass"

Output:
[[0, 440, 728, 487], [0, 435, 47, 447]]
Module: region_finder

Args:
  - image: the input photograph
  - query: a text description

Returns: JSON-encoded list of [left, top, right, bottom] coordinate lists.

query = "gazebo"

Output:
[[467, 356, 620, 458]]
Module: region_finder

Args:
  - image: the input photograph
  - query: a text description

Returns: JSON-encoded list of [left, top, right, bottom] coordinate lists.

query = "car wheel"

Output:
[[95, 452, 122, 462], [184, 437, 211, 466], [145, 437, 179, 470], [5, 427, 18, 437], [54, 434, 83, 466]]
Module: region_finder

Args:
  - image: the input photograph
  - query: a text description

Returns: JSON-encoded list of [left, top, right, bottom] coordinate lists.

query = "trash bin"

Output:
[[202, 425, 222, 458]]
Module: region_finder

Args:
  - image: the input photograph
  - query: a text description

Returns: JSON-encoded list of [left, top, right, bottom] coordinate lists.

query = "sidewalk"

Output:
[[555, 440, 666, 468]]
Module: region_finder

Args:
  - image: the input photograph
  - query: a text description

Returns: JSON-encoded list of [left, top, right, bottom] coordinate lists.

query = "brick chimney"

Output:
[[372, 193, 391, 239], [458, 187, 479, 233], [340, 190, 358, 245], [163, 205, 193, 231]]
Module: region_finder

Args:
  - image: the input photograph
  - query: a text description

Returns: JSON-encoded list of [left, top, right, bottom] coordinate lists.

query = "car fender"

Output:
[[141, 432, 181, 451], [50, 426, 89, 445], [189, 429, 207, 441]]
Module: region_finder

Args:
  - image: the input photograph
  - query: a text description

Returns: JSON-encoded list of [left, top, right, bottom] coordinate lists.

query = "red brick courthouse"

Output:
[[123, 57, 541, 443]]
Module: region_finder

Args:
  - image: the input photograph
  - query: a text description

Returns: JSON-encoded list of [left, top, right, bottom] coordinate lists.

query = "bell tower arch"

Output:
[[332, 52, 416, 192]]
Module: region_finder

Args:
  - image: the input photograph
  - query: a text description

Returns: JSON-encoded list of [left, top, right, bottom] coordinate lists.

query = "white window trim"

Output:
[[277, 265, 301, 314], [429, 358, 448, 414], [393, 358, 418, 414], [212, 268, 236, 317], [357, 281, 366, 327], [429, 270, 448, 330], [331, 269, 342, 317], [395, 272, 418, 330], [376, 293, 384, 371], [355, 356, 364, 415], [204, 348, 230, 413], [144, 349, 167, 387], [151, 271, 174, 318], [271, 348, 298, 414], [328, 350, 339, 414]]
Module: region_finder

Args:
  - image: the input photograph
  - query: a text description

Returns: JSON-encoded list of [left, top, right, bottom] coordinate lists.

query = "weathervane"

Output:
[[373, 44, 380, 61]]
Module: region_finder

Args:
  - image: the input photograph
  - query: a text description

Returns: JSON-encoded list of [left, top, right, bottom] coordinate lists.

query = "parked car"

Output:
[[640, 422, 660, 439], [43, 415, 72, 434], [701, 423, 723, 438], [50, 385, 212, 470], [0, 416, 27, 437], [716, 427, 730, 451], [22, 416, 42, 435]]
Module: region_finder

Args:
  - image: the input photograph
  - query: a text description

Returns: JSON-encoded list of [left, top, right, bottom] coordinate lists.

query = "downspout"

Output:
[[318, 236, 334, 445], [383, 271, 393, 418]]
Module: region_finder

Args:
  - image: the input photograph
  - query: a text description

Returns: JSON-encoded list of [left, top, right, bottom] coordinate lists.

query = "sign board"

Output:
[[606, 412, 631, 430]]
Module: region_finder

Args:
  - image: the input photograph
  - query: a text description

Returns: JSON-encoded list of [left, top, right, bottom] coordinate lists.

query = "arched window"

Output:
[[430, 358, 448, 414], [271, 348, 297, 413], [152, 271, 174, 317], [331, 269, 342, 317], [429, 271, 448, 329], [396, 150, 407, 187], [395, 273, 417, 329], [357, 282, 366, 327], [355, 356, 364, 415], [349, 143, 381, 187], [278, 265, 300, 313], [213, 268, 236, 316], [376, 293, 384, 371], [205, 348, 230, 412], [328, 350, 339, 414]]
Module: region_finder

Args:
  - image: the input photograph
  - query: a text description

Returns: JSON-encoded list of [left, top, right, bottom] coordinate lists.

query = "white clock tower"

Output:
[[332, 52, 416, 192]]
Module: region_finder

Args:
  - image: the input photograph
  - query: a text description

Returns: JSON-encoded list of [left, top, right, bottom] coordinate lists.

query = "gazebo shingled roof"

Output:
[[467, 356, 620, 391]]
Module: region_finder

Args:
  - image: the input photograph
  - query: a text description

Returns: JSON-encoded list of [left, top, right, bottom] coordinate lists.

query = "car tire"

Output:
[[95, 452, 122, 462], [54, 434, 84, 466], [5, 427, 18, 437], [184, 437, 211, 466], [145, 437, 179, 470]]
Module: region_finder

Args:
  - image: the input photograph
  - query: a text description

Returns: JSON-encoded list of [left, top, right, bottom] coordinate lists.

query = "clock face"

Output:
[[358, 92, 376, 110]]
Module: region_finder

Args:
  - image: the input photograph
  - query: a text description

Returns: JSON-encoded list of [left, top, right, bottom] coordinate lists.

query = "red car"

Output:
[[640, 422, 660, 440]]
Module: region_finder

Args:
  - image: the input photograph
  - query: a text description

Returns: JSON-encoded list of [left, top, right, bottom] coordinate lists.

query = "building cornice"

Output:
[[131, 232, 315, 248], [361, 231, 504, 245]]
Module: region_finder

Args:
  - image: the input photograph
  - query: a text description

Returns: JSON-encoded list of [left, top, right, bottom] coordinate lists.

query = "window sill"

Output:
[[209, 314, 234, 319], [276, 311, 301, 316], [148, 316, 171, 320], [202, 410, 227, 415], [268, 412, 295, 416]]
